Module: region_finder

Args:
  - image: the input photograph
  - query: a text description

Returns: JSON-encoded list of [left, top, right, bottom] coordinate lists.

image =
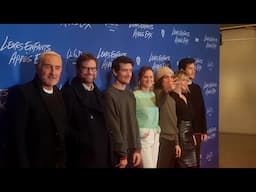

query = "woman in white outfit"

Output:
[[133, 66, 160, 168]]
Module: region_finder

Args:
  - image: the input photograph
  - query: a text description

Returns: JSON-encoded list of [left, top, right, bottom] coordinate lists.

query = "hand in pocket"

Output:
[[141, 131, 150, 139]]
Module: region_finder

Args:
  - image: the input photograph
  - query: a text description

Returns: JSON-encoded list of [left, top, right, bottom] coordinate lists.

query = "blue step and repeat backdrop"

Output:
[[0, 24, 219, 168]]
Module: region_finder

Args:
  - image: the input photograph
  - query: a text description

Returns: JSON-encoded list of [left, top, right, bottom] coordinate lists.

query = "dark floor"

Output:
[[219, 132, 256, 168]]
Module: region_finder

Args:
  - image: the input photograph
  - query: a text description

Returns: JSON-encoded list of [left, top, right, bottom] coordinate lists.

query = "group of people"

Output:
[[2, 50, 207, 168]]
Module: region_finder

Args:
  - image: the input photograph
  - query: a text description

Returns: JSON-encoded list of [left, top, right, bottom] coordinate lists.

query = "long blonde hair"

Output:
[[173, 70, 190, 93]]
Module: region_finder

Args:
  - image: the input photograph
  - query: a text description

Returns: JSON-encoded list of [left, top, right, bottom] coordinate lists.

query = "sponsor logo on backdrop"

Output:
[[0, 89, 8, 109], [0, 36, 51, 67], [195, 37, 200, 42], [136, 56, 141, 66], [203, 81, 217, 96], [105, 24, 119, 32], [204, 34, 218, 49], [175, 60, 180, 67], [207, 61, 214, 71], [129, 24, 154, 40], [148, 52, 171, 71], [66, 48, 83, 64], [96, 48, 127, 70], [171, 26, 190, 45], [207, 126, 217, 140], [194, 58, 203, 72], [60, 24, 92, 31], [161, 29, 165, 38], [206, 151, 213, 162], [206, 106, 214, 117]]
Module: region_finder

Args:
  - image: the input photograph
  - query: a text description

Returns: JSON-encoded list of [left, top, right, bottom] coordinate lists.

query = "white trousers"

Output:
[[140, 129, 160, 168]]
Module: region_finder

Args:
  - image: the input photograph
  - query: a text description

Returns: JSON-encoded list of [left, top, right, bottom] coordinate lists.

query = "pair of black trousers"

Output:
[[194, 134, 202, 168], [157, 137, 176, 168], [179, 121, 197, 168]]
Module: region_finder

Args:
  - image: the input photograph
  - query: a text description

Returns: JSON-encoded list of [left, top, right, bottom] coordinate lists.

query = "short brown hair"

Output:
[[178, 57, 195, 71], [111, 56, 134, 72], [76, 53, 97, 70]]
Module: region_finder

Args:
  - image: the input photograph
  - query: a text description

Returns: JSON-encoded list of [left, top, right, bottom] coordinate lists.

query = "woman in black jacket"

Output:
[[170, 70, 197, 168]]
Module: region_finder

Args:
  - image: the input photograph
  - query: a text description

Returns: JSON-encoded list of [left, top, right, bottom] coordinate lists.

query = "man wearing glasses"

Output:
[[62, 53, 112, 168]]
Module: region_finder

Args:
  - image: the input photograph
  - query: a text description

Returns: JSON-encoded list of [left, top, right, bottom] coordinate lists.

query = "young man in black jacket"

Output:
[[178, 57, 208, 168]]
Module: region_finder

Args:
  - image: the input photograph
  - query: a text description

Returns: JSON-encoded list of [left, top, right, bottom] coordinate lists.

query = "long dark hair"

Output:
[[137, 66, 154, 90]]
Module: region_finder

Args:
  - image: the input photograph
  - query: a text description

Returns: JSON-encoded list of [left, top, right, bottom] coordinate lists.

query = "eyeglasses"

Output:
[[81, 66, 97, 72]]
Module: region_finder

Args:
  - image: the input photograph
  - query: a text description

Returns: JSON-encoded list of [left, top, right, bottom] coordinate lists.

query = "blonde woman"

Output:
[[170, 70, 197, 168], [133, 66, 160, 168]]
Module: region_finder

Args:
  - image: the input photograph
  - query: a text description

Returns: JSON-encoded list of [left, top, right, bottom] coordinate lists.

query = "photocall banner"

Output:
[[0, 24, 219, 167]]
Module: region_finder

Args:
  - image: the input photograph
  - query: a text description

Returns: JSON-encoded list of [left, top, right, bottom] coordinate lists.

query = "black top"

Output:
[[170, 92, 194, 129], [187, 83, 207, 134], [83, 89, 99, 110], [41, 90, 66, 163], [5, 76, 67, 168], [61, 77, 112, 168]]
